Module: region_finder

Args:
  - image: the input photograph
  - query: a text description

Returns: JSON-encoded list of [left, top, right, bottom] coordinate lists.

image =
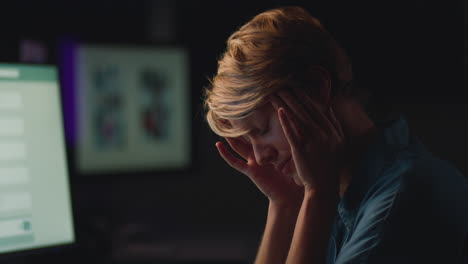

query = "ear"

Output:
[[308, 66, 332, 111]]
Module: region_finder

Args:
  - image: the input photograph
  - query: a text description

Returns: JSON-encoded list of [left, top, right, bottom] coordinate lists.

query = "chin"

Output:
[[291, 172, 303, 186], [280, 158, 294, 174], [283, 164, 301, 185]]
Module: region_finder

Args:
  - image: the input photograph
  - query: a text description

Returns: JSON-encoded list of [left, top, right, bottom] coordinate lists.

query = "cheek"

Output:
[[269, 119, 291, 153]]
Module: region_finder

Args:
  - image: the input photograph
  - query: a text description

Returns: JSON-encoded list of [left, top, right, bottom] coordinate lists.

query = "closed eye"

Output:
[[246, 120, 269, 142]]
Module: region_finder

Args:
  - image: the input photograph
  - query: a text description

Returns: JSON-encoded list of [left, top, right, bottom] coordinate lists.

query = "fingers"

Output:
[[327, 106, 345, 139], [286, 88, 343, 141], [277, 90, 312, 126], [290, 88, 333, 135], [273, 90, 325, 140], [216, 141, 248, 174], [278, 107, 311, 186], [277, 108, 301, 150], [270, 94, 304, 138]]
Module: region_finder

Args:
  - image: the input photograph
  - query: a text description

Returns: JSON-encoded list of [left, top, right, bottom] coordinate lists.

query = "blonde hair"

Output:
[[204, 6, 355, 137]]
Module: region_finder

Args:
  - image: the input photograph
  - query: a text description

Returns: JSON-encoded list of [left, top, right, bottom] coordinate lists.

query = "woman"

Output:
[[204, 6, 467, 264]]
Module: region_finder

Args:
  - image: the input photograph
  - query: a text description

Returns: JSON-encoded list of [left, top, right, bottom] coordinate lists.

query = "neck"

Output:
[[331, 97, 379, 198]]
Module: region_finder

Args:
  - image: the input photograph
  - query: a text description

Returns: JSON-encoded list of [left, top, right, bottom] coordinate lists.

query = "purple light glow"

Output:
[[59, 38, 77, 145]]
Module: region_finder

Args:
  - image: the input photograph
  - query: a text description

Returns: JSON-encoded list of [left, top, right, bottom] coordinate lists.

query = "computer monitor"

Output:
[[0, 64, 75, 256]]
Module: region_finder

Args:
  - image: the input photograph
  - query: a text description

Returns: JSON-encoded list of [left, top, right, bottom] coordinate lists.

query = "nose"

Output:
[[252, 143, 276, 166]]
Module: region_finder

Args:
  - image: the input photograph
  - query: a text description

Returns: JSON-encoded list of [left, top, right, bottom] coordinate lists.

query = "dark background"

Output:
[[0, 0, 466, 263]]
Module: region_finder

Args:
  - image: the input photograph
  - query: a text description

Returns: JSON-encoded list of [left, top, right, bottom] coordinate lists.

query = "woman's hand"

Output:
[[271, 88, 345, 196], [216, 137, 303, 207]]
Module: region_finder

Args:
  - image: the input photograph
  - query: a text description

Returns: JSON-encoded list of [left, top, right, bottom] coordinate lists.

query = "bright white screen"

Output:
[[0, 64, 75, 255]]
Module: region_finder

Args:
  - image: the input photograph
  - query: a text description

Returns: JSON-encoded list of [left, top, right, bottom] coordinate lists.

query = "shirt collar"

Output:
[[337, 114, 414, 228]]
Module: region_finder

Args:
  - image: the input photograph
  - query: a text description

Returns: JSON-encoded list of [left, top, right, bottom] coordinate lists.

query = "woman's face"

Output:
[[229, 102, 297, 179]]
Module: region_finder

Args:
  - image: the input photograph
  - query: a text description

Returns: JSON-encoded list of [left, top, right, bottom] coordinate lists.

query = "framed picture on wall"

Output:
[[61, 43, 191, 175]]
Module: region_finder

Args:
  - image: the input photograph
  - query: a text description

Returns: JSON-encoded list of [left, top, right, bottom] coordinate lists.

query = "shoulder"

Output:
[[335, 118, 468, 263], [364, 153, 468, 262], [393, 152, 468, 205], [370, 145, 468, 203], [367, 150, 468, 226]]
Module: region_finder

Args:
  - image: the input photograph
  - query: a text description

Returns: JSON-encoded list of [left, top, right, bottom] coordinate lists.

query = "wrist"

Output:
[[304, 184, 339, 200], [269, 199, 302, 216], [268, 192, 304, 210], [303, 187, 339, 208]]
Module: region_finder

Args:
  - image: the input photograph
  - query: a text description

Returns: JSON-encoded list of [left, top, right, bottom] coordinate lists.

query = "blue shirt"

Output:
[[327, 115, 468, 264]]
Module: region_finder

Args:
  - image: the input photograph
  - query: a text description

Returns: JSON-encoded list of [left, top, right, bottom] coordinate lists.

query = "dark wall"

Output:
[[1, 0, 465, 263]]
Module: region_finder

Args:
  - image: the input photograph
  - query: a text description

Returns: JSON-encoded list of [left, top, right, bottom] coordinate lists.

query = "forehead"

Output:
[[229, 103, 273, 130]]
